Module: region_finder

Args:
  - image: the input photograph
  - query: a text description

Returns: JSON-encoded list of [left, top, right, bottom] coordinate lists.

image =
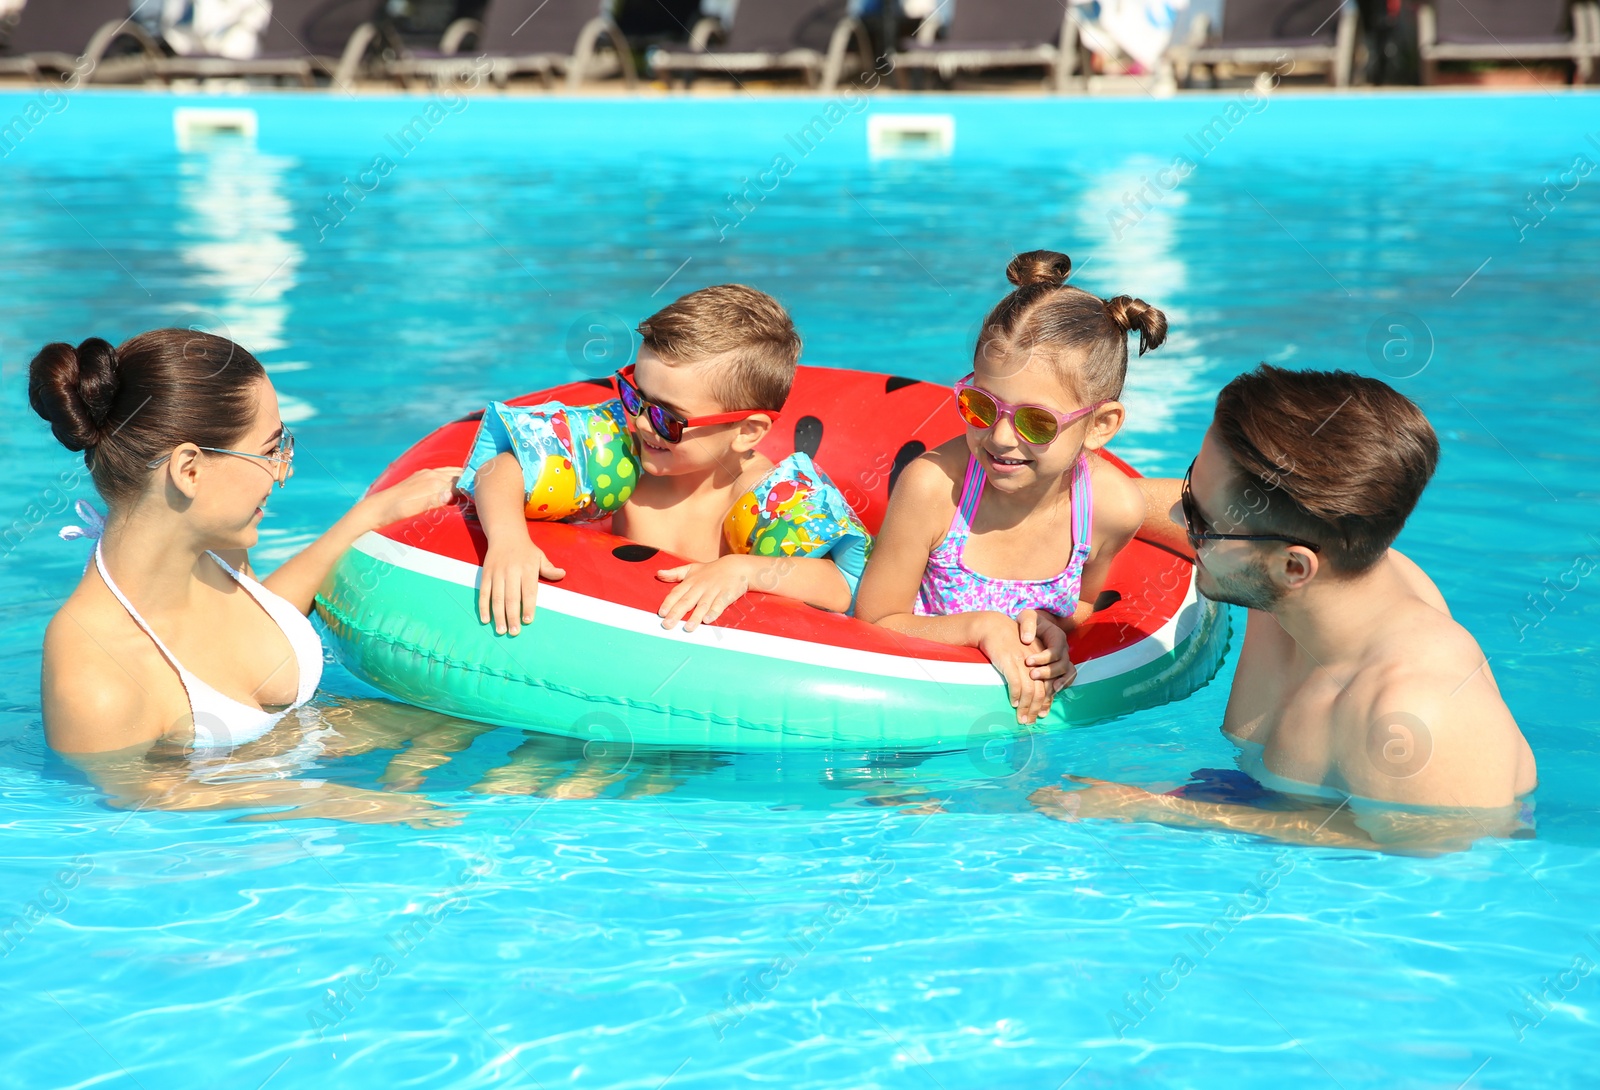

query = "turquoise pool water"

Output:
[[2, 90, 1598, 1088]]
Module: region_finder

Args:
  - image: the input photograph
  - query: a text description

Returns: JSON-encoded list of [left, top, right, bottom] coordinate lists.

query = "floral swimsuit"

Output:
[[914, 453, 1093, 619]]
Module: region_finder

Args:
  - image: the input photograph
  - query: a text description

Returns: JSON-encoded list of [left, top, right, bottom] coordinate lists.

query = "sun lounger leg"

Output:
[[1417, 2, 1438, 85], [568, 17, 636, 91], [821, 17, 872, 93], [1333, 1, 1358, 86], [1579, 3, 1598, 84], [81, 18, 163, 85], [1052, 8, 1080, 93], [334, 22, 379, 91]]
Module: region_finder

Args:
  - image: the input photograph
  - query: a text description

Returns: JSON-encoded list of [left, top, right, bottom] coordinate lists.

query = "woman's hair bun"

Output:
[[1103, 295, 1169, 356], [28, 337, 122, 452], [1006, 250, 1073, 290]]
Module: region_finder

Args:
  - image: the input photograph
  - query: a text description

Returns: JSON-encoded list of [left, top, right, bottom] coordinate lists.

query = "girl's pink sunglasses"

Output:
[[953, 375, 1107, 447]]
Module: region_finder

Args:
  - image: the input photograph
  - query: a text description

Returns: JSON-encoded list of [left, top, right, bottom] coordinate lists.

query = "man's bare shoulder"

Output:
[[1385, 549, 1451, 617], [1339, 603, 1529, 807]]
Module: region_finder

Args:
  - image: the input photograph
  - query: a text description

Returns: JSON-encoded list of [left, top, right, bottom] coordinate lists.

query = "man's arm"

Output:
[[1132, 476, 1191, 558], [1030, 779, 1516, 855]]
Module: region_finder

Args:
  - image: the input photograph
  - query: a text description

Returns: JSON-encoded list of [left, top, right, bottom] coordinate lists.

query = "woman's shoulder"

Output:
[[41, 586, 158, 753]]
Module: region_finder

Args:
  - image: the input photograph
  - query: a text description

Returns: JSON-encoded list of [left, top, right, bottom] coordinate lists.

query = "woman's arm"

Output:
[[46, 668, 463, 826], [262, 467, 461, 614], [67, 747, 463, 827]]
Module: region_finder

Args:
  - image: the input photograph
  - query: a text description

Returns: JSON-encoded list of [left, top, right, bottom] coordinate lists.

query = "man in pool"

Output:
[[1031, 365, 1537, 850]]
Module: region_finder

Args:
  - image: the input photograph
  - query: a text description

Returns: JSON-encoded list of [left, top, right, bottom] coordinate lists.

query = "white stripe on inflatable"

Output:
[[350, 532, 1201, 690]]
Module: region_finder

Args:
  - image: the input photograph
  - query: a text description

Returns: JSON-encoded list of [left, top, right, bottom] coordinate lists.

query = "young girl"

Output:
[[855, 250, 1167, 725]]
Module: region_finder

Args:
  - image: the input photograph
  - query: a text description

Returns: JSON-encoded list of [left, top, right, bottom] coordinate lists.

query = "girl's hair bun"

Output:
[[1006, 250, 1073, 290], [28, 337, 121, 452], [1103, 295, 1169, 356]]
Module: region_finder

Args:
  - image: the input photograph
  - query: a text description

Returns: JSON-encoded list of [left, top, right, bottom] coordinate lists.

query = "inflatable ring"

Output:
[[316, 367, 1230, 750]]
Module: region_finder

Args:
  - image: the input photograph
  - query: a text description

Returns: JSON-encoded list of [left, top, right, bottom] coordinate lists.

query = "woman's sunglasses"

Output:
[[146, 427, 296, 488], [1180, 459, 1321, 553], [953, 375, 1106, 448], [613, 365, 778, 444]]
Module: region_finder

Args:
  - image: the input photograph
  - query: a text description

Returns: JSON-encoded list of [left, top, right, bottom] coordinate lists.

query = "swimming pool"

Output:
[[2, 88, 1598, 1088]]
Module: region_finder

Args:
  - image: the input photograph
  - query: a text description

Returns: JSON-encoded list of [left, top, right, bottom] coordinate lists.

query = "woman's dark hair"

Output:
[[1211, 365, 1440, 574], [28, 330, 266, 504], [975, 249, 1169, 400]]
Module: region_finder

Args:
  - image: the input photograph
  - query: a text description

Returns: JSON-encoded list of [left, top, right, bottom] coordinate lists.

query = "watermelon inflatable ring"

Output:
[[315, 367, 1230, 750]]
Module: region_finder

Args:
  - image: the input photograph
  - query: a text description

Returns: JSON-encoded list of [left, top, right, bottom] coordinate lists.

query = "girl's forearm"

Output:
[[873, 609, 991, 649]]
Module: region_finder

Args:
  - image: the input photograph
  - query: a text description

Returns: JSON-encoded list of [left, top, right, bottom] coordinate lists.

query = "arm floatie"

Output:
[[723, 453, 873, 597], [458, 399, 639, 521]]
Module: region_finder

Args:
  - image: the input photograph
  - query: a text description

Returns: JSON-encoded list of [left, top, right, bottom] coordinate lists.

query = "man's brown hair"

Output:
[[637, 284, 800, 412], [1211, 365, 1439, 574]]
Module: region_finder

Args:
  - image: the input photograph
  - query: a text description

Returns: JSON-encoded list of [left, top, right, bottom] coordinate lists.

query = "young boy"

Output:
[[461, 285, 869, 636]]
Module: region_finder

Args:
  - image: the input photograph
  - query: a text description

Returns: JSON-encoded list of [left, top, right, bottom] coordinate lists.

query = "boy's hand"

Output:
[[656, 555, 753, 632], [479, 537, 565, 636], [1019, 609, 1077, 692], [974, 612, 1057, 726]]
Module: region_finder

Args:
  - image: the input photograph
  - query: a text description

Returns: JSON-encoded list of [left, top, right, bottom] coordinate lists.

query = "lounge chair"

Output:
[[650, 0, 874, 93], [890, 0, 1084, 93], [1170, 0, 1360, 88], [0, 0, 163, 83], [388, 0, 638, 90], [615, 0, 701, 49], [1417, 0, 1599, 85], [153, 0, 384, 89]]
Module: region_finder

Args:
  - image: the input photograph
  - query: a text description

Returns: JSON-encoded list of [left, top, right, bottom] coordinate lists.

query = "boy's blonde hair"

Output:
[[637, 284, 800, 412]]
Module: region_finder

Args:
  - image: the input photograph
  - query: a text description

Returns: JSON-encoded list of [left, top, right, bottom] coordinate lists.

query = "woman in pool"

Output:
[[29, 329, 460, 825], [855, 250, 1167, 725]]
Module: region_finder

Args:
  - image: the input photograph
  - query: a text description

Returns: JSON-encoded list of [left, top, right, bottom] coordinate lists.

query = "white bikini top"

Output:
[[93, 542, 324, 749]]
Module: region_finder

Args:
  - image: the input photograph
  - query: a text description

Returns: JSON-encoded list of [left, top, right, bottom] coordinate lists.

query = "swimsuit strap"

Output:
[[94, 543, 192, 686], [1070, 453, 1093, 556], [93, 545, 321, 747], [952, 455, 986, 536]]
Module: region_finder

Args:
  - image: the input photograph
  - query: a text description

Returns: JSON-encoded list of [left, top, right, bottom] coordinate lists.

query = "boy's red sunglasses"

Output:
[[613, 365, 779, 444]]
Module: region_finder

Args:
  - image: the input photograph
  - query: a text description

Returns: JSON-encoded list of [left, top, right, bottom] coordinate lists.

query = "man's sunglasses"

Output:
[[953, 375, 1106, 448], [146, 427, 296, 488], [1181, 459, 1321, 553], [613, 365, 778, 444]]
